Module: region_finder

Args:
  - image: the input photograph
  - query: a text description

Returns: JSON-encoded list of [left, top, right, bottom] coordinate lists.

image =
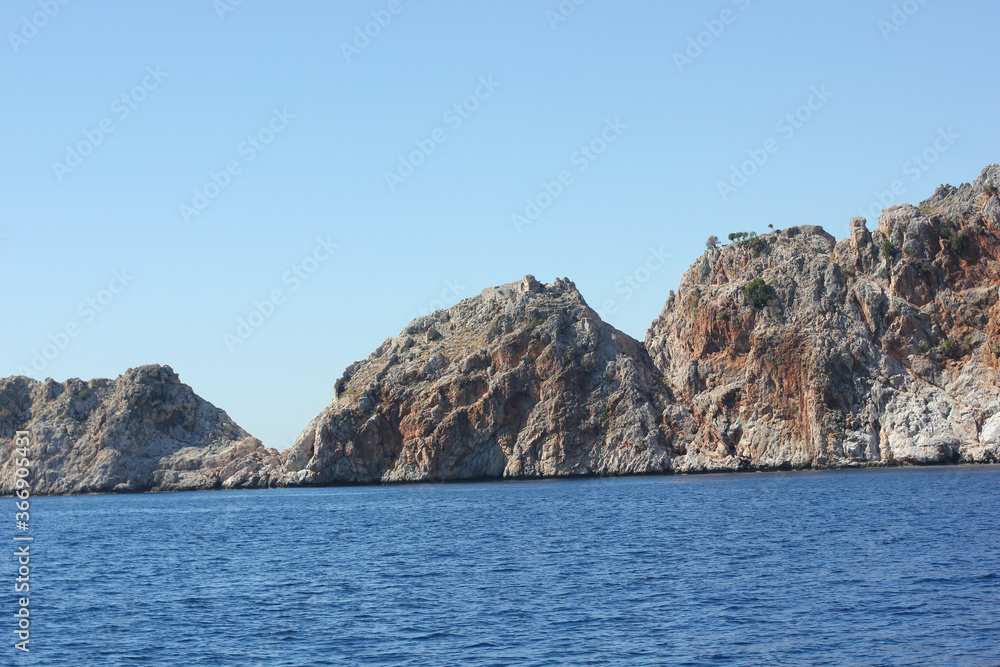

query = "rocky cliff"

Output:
[[3, 165, 999, 494], [0, 365, 283, 494], [282, 275, 682, 484], [646, 163, 1000, 470]]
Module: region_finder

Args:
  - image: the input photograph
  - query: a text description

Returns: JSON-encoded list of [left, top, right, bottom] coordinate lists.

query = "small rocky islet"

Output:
[[3, 165, 1000, 495]]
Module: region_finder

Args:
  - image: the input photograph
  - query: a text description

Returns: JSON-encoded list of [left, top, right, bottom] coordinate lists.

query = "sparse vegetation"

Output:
[[949, 232, 969, 255], [940, 336, 973, 359], [724, 231, 765, 254], [706, 235, 719, 249], [984, 183, 997, 197], [881, 241, 898, 263], [993, 343, 1000, 358], [580, 356, 597, 372], [916, 340, 929, 355], [0, 408, 11, 420], [455, 374, 472, 389], [716, 309, 731, 322], [688, 288, 701, 312], [938, 227, 969, 254], [75, 388, 90, 401], [740, 277, 775, 310]]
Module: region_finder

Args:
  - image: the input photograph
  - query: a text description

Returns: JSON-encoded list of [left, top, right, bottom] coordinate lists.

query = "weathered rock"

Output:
[[0, 365, 283, 494], [4, 165, 1000, 494], [281, 276, 681, 484], [645, 164, 1000, 470]]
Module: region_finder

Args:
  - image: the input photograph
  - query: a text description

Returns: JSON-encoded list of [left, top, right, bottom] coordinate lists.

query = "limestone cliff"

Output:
[[645, 164, 1000, 470], [0, 365, 283, 494], [4, 165, 999, 494], [281, 276, 681, 484]]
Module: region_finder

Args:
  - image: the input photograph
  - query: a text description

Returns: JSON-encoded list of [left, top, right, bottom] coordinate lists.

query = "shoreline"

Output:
[[13, 459, 999, 499]]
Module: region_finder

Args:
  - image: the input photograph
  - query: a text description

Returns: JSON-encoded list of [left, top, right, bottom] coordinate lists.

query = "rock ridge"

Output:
[[2, 164, 999, 493]]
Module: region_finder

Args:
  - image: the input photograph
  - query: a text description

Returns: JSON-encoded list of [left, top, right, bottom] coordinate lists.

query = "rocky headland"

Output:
[[3, 165, 999, 494], [0, 365, 283, 495]]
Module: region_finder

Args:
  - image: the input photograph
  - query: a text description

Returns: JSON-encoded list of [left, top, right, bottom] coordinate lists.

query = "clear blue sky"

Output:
[[2, 0, 997, 449]]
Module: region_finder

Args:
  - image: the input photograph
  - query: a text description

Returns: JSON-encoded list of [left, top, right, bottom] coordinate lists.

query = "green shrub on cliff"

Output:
[[938, 226, 969, 254], [745, 234, 765, 254], [940, 336, 973, 359], [688, 288, 701, 312], [881, 241, 898, 263], [949, 232, 969, 255], [741, 277, 775, 310]]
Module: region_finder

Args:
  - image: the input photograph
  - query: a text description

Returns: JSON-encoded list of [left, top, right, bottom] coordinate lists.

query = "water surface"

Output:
[[7, 466, 999, 666]]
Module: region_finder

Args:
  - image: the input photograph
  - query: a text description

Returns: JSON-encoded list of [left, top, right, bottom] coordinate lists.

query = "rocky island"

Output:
[[3, 165, 999, 494]]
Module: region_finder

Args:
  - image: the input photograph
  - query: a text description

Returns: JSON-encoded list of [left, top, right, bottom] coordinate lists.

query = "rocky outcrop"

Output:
[[281, 276, 682, 484], [0, 365, 283, 494], [4, 165, 999, 494], [645, 164, 1000, 470]]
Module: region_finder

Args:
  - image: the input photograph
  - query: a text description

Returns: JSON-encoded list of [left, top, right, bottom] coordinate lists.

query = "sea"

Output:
[[5, 465, 999, 666]]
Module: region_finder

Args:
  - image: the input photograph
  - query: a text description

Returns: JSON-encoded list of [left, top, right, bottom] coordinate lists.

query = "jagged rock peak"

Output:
[[283, 274, 680, 486], [645, 164, 1000, 471]]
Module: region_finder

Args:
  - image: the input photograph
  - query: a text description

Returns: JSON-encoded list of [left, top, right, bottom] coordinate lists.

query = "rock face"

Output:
[[4, 165, 999, 494], [645, 164, 1000, 470], [0, 365, 283, 494], [282, 276, 681, 484]]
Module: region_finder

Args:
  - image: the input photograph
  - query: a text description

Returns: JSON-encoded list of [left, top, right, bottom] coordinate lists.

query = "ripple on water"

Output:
[[10, 466, 1000, 666]]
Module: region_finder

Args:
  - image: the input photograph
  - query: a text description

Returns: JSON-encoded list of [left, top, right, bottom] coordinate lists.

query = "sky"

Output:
[[2, 0, 998, 450]]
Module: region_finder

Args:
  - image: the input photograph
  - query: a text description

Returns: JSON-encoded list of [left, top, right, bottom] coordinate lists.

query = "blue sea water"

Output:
[[4, 465, 999, 666]]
